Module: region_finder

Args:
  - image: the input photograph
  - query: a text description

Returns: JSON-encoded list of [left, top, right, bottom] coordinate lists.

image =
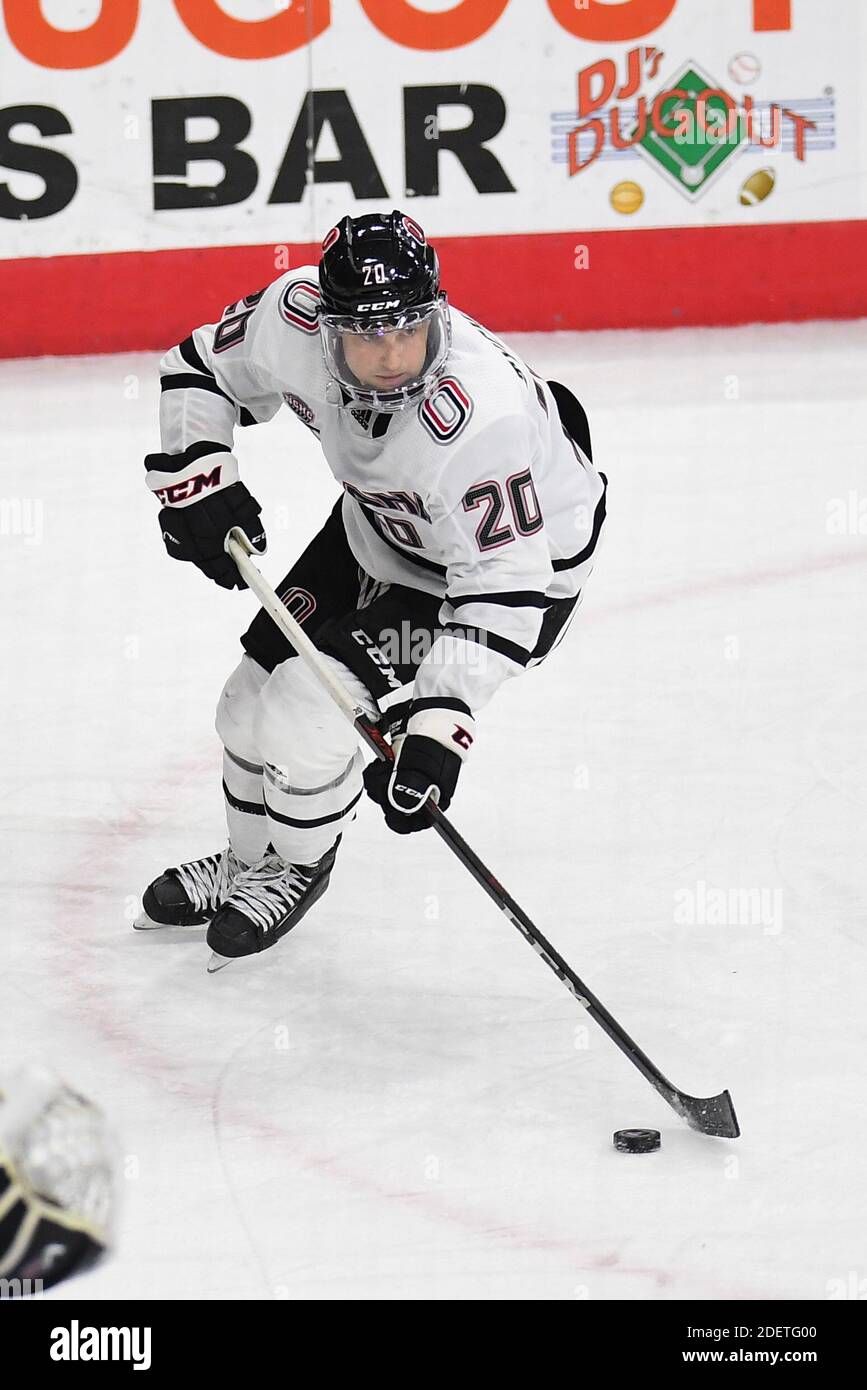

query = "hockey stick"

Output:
[[225, 527, 740, 1139]]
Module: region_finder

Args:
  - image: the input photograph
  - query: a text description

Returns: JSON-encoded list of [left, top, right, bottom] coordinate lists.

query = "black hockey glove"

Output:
[[145, 448, 265, 590], [363, 703, 475, 835], [157, 483, 266, 590]]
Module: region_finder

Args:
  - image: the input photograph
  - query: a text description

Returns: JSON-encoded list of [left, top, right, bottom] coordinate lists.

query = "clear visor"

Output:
[[319, 298, 451, 413]]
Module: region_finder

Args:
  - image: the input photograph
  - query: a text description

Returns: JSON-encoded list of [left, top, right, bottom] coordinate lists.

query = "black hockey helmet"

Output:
[[319, 209, 441, 318], [317, 210, 451, 412]]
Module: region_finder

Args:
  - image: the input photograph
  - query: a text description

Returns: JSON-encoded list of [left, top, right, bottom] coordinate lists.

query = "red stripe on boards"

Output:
[[2, 221, 865, 358]]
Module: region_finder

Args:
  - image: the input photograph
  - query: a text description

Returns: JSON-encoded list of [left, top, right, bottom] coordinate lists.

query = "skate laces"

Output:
[[175, 847, 242, 914], [222, 851, 316, 934]]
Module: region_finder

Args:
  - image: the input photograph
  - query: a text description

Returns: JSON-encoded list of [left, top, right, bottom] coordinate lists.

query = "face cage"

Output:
[[319, 298, 452, 413]]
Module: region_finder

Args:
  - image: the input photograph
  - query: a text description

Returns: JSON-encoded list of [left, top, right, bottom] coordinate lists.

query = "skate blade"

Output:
[[133, 911, 206, 932], [206, 951, 234, 974], [133, 911, 167, 931]]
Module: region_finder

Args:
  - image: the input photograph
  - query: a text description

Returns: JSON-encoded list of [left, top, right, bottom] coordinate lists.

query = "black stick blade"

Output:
[[671, 1088, 740, 1138]]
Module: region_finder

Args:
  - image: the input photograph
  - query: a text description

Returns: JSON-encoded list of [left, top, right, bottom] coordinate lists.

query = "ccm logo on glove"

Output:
[[145, 447, 265, 590], [394, 783, 427, 802], [154, 464, 224, 506]]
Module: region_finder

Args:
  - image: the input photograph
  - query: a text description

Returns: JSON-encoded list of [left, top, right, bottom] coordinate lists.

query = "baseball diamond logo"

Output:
[[557, 47, 824, 200], [634, 60, 749, 198]]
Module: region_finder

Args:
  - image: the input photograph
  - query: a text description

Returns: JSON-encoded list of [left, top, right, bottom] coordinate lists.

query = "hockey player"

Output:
[[138, 210, 606, 966]]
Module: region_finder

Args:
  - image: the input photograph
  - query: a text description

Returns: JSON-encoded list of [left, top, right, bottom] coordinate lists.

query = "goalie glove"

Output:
[[145, 446, 266, 590], [0, 1064, 115, 1290], [363, 702, 475, 835]]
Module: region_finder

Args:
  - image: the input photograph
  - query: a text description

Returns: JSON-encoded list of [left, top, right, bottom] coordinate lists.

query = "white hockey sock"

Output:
[[222, 747, 269, 866], [263, 749, 364, 864], [215, 656, 272, 865]]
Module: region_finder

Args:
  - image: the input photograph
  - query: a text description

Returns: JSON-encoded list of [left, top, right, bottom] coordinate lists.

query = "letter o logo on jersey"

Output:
[[321, 225, 340, 254], [279, 279, 320, 334], [278, 586, 317, 625], [419, 377, 473, 444], [402, 215, 426, 245]]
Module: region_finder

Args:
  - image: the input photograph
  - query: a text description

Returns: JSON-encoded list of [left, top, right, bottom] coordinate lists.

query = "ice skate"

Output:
[[205, 839, 340, 972], [135, 846, 247, 930]]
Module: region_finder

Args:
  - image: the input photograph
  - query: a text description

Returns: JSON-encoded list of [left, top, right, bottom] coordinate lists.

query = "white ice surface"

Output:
[[1, 320, 865, 1301]]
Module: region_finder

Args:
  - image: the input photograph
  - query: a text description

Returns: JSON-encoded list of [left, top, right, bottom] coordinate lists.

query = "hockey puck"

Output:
[[613, 1128, 661, 1154]]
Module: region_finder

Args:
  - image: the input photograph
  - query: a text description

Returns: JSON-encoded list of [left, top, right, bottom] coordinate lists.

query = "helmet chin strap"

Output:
[[341, 380, 427, 413]]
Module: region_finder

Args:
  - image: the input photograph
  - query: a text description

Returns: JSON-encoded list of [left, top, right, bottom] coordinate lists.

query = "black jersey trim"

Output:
[[185, 440, 231, 464], [222, 779, 266, 817], [548, 380, 593, 463], [443, 623, 531, 668], [239, 407, 258, 427], [529, 592, 580, 663], [357, 503, 448, 578], [371, 413, 392, 439], [551, 479, 607, 572], [447, 590, 549, 610], [160, 373, 235, 407], [143, 441, 230, 475], [178, 335, 214, 377], [263, 788, 363, 830], [409, 696, 474, 718]]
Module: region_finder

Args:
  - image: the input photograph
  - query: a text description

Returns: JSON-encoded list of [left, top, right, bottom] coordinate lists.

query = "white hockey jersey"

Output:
[[155, 267, 606, 713]]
